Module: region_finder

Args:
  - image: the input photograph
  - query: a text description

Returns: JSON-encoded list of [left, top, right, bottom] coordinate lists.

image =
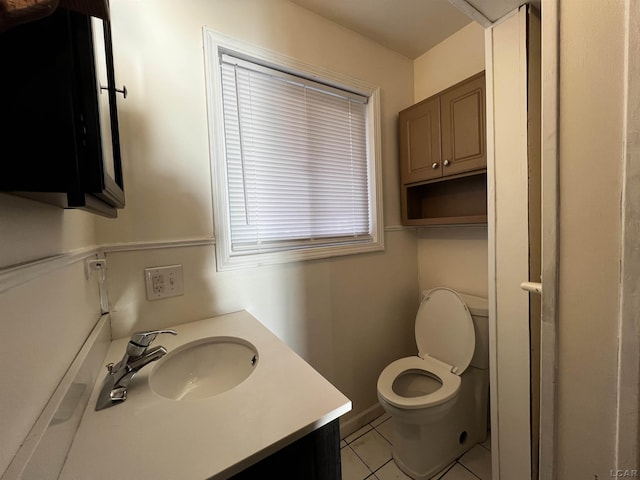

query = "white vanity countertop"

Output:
[[59, 310, 351, 480]]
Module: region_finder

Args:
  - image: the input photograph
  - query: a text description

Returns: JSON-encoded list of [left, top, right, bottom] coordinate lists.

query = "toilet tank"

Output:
[[459, 292, 490, 370]]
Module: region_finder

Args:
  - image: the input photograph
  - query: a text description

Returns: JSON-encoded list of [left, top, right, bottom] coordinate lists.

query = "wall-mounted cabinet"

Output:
[[0, 7, 125, 218], [399, 71, 487, 225]]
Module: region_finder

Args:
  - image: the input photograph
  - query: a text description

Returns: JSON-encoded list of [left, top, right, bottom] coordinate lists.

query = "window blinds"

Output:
[[220, 53, 372, 254]]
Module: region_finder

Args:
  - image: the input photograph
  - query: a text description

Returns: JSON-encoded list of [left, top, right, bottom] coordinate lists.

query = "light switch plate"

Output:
[[144, 265, 184, 300]]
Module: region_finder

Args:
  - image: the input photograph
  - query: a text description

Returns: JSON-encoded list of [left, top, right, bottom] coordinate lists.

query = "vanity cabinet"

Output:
[[399, 72, 487, 226], [231, 419, 341, 479]]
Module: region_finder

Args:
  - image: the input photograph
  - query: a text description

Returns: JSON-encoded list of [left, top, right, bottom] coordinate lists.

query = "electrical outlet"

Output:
[[144, 265, 184, 300], [151, 273, 164, 294]]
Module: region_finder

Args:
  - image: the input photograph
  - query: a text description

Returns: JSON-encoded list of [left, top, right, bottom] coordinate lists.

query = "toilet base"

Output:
[[385, 368, 488, 480], [391, 418, 483, 480]]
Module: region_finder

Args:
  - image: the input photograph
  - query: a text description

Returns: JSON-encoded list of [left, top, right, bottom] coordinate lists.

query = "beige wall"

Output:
[[0, 0, 419, 468], [0, 195, 96, 268], [413, 21, 488, 298], [0, 253, 101, 474], [96, 0, 415, 243], [556, 0, 625, 476], [96, 0, 420, 428], [417, 226, 488, 297], [0, 7, 485, 470], [413, 21, 485, 104]]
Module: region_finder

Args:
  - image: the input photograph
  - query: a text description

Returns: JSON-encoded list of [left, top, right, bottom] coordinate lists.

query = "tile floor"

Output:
[[340, 413, 492, 480]]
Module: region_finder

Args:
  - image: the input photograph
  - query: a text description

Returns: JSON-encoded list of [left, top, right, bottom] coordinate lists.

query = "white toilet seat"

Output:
[[377, 355, 461, 409]]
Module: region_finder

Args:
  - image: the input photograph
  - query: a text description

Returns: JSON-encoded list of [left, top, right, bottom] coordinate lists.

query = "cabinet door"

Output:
[[399, 96, 442, 183], [440, 73, 486, 176], [89, 17, 125, 209]]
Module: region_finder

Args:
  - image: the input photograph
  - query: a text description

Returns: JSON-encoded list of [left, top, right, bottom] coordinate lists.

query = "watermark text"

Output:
[[610, 470, 638, 478]]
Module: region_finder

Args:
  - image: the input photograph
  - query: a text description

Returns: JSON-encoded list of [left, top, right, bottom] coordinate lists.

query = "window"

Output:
[[204, 31, 383, 269]]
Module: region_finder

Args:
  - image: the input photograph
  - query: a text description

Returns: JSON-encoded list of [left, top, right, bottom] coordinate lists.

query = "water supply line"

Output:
[[86, 258, 110, 314]]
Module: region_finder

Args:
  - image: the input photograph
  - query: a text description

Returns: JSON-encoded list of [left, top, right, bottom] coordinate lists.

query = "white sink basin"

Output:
[[149, 336, 258, 401]]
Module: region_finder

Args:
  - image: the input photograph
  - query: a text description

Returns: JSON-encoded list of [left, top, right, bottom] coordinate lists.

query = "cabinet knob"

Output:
[[431, 162, 439, 169], [443, 160, 450, 166]]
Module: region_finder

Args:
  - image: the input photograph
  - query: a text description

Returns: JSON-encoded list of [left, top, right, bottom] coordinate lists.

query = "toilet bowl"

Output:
[[377, 287, 489, 480], [377, 355, 460, 410]]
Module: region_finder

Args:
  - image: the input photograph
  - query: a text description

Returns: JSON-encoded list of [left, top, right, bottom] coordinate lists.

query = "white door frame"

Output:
[[538, 0, 560, 477], [485, 6, 536, 479], [616, 0, 640, 470]]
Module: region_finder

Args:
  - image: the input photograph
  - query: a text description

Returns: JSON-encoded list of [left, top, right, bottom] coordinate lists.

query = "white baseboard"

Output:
[[339, 402, 385, 440]]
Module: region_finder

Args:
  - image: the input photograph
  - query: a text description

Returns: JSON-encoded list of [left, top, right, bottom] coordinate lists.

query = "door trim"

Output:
[[538, 0, 560, 478], [616, 0, 640, 470], [485, 6, 535, 478]]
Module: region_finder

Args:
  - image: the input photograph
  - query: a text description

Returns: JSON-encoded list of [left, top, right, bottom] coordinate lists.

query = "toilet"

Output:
[[377, 287, 490, 480]]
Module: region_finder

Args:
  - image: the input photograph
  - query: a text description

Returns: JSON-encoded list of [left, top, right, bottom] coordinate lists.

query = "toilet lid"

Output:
[[415, 288, 475, 375]]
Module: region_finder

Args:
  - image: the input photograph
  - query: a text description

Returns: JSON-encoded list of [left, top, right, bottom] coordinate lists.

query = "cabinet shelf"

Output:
[[401, 171, 487, 226]]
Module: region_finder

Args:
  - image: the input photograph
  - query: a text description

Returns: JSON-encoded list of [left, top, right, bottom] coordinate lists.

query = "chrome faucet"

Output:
[[95, 329, 177, 411]]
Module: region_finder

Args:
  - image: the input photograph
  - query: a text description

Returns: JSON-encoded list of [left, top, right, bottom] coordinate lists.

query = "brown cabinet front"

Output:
[[398, 71, 487, 226], [399, 96, 442, 183], [399, 71, 486, 184], [440, 73, 486, 177]]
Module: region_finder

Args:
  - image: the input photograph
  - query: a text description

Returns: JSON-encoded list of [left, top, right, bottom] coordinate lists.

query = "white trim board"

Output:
[[484, 18, 499, 478], [485, 6, 534, 478], [0, 238, 216, 294], [0, 229, 423, 294], [616, 0, 640, 469], [101, 237, 215, 253], [0, 247, 101, 294], [538, 0, 560, 477]]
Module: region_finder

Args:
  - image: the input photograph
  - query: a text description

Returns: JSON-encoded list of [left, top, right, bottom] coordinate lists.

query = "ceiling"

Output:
[[288, 0, 529, 59]]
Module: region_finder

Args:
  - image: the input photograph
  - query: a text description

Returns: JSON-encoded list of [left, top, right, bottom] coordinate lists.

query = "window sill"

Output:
[[215, 240, 385, 271]]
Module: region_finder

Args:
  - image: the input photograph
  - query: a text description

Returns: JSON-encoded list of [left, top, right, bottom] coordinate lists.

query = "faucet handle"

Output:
[[127, 329, 177, 356]]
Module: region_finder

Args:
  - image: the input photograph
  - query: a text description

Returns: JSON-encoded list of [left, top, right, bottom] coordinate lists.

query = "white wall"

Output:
[[0, 4, 520, 474], [413, 22, 485, 104], [0, 1, 419, 470], [96, 0, 421, 428], [0, 195, 96, 268], [0, 196, 102, 473], [417, 226, 488, 297], [556, 0, 625, 476], [412, 21, 488, 298], [96, 0, 416, 243]]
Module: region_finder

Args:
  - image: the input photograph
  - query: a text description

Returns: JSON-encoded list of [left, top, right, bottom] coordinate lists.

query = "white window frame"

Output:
[[203, 29, 384, 270]]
